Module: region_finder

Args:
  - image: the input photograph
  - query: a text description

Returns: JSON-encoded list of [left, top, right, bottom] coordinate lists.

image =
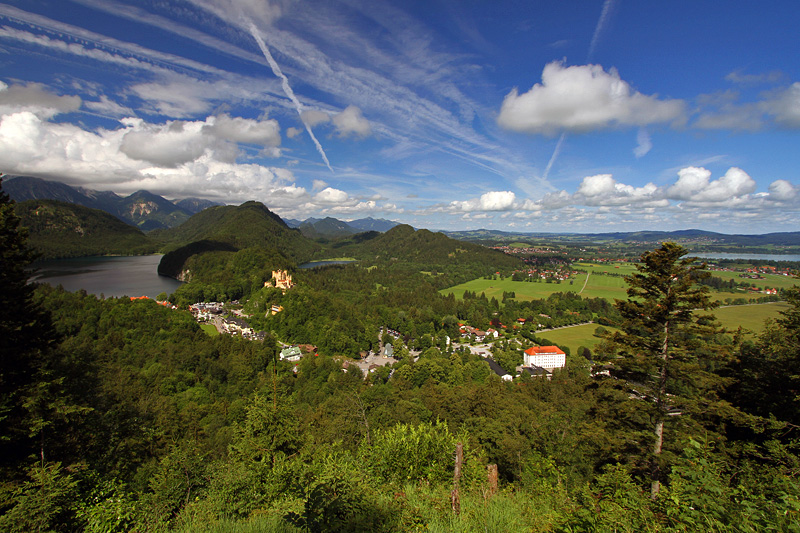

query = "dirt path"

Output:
[[579, 271, 590, 294]]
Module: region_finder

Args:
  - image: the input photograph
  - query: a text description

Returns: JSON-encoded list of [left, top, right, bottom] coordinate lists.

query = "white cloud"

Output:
[[120, 119, 213, 167], [450, 190, 516, 212], [760, 83, 800, 128], [0, 82, 81, 119], [311, 179, 327, 192], [497, 61, 686, 135], [84, 95, 134, 117], [185, 0, 287, 29], [129, 79, 224, 117], [767, 179, 798, 201], [300, 109, 330, 127], [205, 113, 280, 146], [666, 167, 713, 200], [286, 127, 302, 138], [667, 167, 756, 204], [575, 174, 662, 206], [725, 70, 784, 85], [0, 107, 307, 208], [332, 105, 372, 138], [313, 186, 349, 204]]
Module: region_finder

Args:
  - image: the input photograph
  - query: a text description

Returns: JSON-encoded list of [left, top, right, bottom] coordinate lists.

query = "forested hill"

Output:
[[14, 199, 156, 258], [334, 224, 523, 284], [155, 201, 320, 261], [155, 201, 321, 285]]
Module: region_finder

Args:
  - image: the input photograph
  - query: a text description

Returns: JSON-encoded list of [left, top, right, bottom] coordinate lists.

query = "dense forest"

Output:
[[3, 180, 800, 532]]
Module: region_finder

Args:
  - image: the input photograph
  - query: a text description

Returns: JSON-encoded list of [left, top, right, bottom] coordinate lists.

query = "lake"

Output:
[[689, 252, 800, 262], [30, 255, 182, 299]]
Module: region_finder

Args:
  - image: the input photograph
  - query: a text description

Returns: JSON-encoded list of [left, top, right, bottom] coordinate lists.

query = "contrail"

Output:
[[543, 132, 566, 181], [588, 0, 615, 61], [248, 22, 333, 173]]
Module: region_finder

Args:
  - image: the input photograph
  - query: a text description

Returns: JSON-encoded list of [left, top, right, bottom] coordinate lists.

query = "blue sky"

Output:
[[0, 0, 799, 233]]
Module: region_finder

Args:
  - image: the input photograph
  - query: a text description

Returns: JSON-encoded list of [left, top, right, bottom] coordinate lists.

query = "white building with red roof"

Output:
[[523, 346, 566, 370]]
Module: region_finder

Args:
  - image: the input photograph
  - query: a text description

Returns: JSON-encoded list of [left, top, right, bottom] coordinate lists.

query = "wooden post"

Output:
[[451, 442, 463, 515], [487, 464, 498, 497]]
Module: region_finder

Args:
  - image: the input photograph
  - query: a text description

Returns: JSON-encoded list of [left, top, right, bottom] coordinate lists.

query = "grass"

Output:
[[200, 324, 219, 336], [443, 262, 797, 305], [705, 270, 798, 291], [533, 302, 789, 355], [714, 301, 790, 333], [536, 324, 609, 354], [441, 277, 583, 302]]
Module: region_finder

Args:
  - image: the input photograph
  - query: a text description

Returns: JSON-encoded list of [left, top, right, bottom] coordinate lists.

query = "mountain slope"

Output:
[[14, 199, 155, 259], [5, 175, 119, 213], [5, 175, 195, 231], [175, 197, 224, 214], [337, 224, 522, 269], [298, 217, 356, 239], [347, 217, 400, 232], [118, 190, 191, 231], [157, 201, 315, 252], [156, 201, 321, 278]]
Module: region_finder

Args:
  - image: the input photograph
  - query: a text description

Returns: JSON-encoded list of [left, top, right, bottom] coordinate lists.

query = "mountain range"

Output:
[[4, 175, 400, 237], [5, 175, 800, 249], [3, 175, 219, 231]]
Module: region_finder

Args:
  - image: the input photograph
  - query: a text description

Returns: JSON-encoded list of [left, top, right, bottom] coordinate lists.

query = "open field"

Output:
[[534, 302, 789, 356], [714, 302, 790, 332], [442, 261, 796, 304], [200, 324, 219, 336], [706, 270, 798, 291], [440, 277, 572, 301], [535, 324, 607, 354]]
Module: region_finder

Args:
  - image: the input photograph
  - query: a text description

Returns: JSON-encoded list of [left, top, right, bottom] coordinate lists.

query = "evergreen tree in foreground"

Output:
[[603, 242, 733, 498], [0, 177, 57, 468]]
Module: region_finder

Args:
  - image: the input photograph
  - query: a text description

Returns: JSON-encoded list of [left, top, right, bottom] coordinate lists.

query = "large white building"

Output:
[[523, 346, 566, 370]]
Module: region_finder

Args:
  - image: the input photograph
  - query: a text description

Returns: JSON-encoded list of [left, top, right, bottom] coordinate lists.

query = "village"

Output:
[[183, 270, 568, 383]]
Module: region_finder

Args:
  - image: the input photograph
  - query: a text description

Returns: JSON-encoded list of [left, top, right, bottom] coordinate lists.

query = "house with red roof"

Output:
[[523, 346, 566, 370]]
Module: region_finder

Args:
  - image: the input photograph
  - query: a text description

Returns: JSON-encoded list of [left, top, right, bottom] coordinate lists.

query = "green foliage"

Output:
[[282, 452, 382, 533], [364, 420, 481, 486], [76, 479, 139, 533], [0, 461, 79, 532], [14, 199, 155, 258]]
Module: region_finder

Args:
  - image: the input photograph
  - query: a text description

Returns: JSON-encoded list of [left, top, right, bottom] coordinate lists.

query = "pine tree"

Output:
[[603, 242, 731, 498], [0, 177, 57, 467]]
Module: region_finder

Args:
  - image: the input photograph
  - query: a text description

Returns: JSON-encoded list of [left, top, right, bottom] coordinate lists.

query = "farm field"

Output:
[[440, 277, 573, 301], [714, 301, 790, 333], [536, 302, 789, 356], [442, 261, 794, 304], [536, 323, 607, 355], [706, 270, 798, 291]]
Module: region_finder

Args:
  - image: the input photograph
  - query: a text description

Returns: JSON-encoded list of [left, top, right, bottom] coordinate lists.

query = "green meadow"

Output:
[[441, 262, 634, 302], [706, 270, 798, 290], [200, 324, 219, 336], [442, 261, 797, 304], [535, 302, 789, 356]]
